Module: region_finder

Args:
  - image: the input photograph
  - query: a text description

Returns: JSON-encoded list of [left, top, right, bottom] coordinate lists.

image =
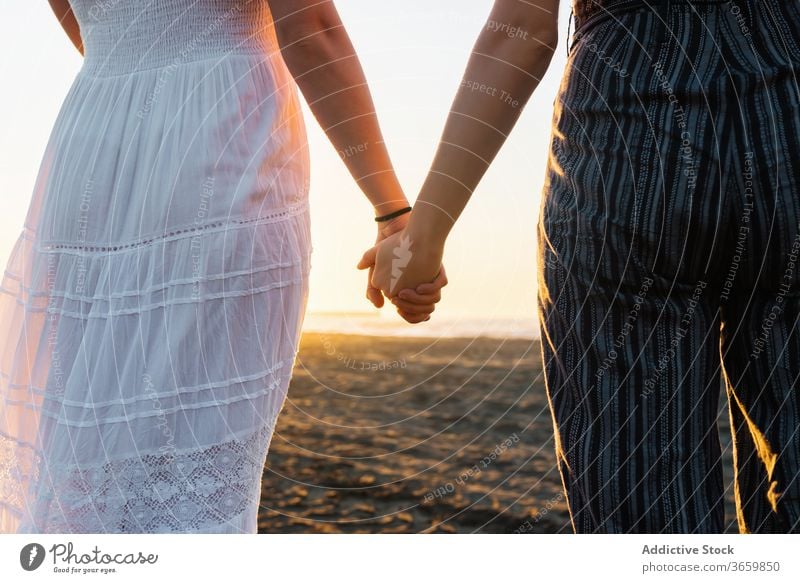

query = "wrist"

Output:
[[371, 187, 410, 217], [374, 205, 412, 223], [405, 205, 451, 248], [373, 201, 410, 219], [377, 211, 410, 238]]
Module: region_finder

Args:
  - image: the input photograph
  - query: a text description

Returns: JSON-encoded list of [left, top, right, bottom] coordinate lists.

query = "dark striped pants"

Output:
[[538, 0, 800, 532]]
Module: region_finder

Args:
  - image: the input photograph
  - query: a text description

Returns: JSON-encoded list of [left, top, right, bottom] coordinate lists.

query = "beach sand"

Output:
[[258, 333, 738, 533]]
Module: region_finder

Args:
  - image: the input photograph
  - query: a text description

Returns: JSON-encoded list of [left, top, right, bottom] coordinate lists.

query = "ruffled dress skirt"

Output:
[[0, 1, 312, 533]]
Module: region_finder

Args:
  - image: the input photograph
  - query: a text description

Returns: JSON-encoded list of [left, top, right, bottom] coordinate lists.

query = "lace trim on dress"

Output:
[[4, 422, 274, 533], [0, 432, 39, 522]]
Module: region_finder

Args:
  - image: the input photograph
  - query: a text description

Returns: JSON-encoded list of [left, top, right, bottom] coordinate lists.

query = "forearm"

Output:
[[279, 27, 407, 215], [48, 0, 84, 55], [408, 3, 558, 244]]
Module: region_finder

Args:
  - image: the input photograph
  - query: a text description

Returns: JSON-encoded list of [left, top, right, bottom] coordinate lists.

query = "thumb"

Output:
[[357, 244, 378, 270]]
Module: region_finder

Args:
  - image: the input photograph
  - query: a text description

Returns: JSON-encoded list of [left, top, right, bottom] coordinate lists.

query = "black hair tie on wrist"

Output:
[[374, 206, 412, 222]]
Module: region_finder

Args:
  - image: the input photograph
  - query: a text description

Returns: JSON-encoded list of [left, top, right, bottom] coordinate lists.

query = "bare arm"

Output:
[[48, 0, 83, 55], [359, 0, 559, 299], [406, 0, 559, 245], [267, 0, 408, 217]]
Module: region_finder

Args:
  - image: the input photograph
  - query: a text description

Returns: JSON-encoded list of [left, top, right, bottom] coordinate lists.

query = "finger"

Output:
[[366, 267, 384, 308], [398, 309, 432, 324], [368, 286, 384, 308], [357, 245, 378, 270], [391, 298, 435, 315], [395, 288, 442, 304], [416, 267, 448, 294]]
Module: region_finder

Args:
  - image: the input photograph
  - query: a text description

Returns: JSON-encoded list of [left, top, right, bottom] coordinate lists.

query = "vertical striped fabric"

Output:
[[538, 0, 800, 532]]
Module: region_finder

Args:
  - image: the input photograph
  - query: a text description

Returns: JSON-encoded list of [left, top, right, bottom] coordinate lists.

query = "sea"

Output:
[[302, 312, 539, 340]]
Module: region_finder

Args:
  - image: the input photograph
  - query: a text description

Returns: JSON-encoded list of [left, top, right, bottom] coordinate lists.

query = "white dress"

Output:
[[0, 0, 311, 533]]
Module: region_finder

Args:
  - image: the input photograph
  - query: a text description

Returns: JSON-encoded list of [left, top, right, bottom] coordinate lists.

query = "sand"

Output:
[[257, 333, 738, 533]]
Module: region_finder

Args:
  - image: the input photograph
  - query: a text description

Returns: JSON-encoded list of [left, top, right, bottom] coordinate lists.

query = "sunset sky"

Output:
[[0, 1, 573, 330]]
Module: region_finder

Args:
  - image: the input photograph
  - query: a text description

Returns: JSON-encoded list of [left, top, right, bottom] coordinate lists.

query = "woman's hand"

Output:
[[365, 212, 411, 308]]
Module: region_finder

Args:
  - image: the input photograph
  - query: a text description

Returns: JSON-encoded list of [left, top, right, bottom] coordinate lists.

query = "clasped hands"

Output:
[[357, 211, 447, 324]]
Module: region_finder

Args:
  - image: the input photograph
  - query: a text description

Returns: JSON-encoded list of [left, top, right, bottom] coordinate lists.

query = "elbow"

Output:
[[274, 17, 345, 75], [534, 31, 558, 74], [278, 29, 346, 78], [528, 30, 558, 72], [538, 29, 559, 61]]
